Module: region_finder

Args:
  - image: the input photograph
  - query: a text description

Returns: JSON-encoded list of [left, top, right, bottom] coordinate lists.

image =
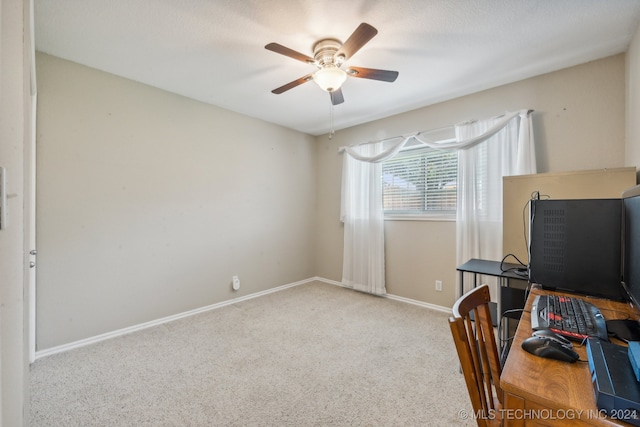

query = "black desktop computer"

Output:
[[528, 198, 625, 301]]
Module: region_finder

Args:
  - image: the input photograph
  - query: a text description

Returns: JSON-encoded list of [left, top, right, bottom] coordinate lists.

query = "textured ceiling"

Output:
[[35, 0, 640, 136]]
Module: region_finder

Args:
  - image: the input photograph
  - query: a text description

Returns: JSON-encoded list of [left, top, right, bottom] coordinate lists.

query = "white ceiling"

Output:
[[34, 0, 640, 136]]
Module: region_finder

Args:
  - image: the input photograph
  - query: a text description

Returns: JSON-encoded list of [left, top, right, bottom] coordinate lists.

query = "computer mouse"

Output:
[[532, 329, 572, 347], [521, 336, 580, 363]]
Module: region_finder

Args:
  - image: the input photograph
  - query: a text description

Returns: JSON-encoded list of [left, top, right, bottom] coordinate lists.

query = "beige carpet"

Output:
[[30, 281, 474, 426]]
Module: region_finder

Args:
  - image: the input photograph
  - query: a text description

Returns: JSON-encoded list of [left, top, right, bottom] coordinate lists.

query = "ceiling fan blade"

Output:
[[335, 23, 378, 61], [265, 43, 315, 64], [271, 74, 314, 94], [346, 66, 398, 82], [330, 89, 344, 105]]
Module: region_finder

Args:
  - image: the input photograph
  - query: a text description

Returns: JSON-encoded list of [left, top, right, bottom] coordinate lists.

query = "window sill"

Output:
[[384, 214, 456, 222]]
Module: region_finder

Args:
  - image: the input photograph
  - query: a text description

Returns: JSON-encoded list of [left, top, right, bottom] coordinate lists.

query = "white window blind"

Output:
[[382, 146, 458, 215]]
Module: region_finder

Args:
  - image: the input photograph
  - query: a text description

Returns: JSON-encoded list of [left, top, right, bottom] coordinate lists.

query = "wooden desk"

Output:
[[500, 285, 639, 426]]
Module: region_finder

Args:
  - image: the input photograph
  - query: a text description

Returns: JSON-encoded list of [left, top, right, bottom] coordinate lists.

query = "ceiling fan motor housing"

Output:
[[313, 39, 343, 67]]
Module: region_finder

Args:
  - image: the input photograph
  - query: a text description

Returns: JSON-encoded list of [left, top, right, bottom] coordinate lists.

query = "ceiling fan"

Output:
[[265, 23, 399, 105]]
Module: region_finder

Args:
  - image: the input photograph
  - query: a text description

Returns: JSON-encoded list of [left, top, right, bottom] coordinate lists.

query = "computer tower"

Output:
[[529, 198, 624, 301]]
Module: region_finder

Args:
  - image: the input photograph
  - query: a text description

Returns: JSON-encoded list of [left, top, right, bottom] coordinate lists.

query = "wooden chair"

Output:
[[449, 285, 503, 427]]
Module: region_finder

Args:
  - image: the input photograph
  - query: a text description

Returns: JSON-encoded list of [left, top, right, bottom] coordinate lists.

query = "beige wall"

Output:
[[627, 23, 640, 172], [36, 53, 317, 350], [316, 54, 628, 308]]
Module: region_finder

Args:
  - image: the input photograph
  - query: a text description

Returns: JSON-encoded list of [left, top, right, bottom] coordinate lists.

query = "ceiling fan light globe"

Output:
[[313, 67, 347, 92]]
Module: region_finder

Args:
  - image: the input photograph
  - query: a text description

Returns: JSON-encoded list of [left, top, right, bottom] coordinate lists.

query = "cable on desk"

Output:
[[520, 191, 550, 274], [502, 308, 526, 317], [499, 308, 525, 346], [500, 253, 529, 279]]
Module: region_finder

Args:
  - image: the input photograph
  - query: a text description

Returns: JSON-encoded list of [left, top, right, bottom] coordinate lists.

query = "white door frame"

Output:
[[26, 0, 37, 363]]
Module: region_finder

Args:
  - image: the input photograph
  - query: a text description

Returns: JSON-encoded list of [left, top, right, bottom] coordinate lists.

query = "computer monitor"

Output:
[[529, 198, 625, 301], [622, 185, 640, 309]]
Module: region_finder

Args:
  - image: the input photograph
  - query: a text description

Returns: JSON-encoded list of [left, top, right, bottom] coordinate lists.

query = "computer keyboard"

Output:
[[531, 294, 608, 341]]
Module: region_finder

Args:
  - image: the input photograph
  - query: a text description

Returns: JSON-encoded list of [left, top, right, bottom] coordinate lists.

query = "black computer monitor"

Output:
[[606, 185, 640, 343], [529, 198, 625, 301], [622, 185, 640, 308]]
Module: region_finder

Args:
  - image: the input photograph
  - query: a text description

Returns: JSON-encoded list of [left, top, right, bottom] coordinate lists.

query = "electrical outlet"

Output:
[[0, 167, 6, 230], [435, 280, 443, 291], [232, 275, 240, 291]]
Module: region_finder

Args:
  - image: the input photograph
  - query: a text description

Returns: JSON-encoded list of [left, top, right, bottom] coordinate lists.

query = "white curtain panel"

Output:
[[340, 141, 406, 295], [339, 110, 535, 298], [455, 110, 536, 297]]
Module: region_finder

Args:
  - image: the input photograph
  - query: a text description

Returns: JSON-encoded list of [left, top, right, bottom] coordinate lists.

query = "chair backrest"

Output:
[[449, 285, 502, 426]]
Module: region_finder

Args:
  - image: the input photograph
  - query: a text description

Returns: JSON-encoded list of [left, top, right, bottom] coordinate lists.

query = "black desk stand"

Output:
[[456, 258, 528, 353]]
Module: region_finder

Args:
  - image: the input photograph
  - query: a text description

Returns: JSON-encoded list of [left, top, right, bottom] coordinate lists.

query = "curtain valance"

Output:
[[338, 109, 532, 162]]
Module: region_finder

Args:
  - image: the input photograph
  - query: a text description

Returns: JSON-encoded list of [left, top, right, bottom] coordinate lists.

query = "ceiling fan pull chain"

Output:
[[329, 103, 335, 140]]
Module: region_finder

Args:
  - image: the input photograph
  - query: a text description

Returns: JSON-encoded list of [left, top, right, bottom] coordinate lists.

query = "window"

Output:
[[382, 144, 457, 217]]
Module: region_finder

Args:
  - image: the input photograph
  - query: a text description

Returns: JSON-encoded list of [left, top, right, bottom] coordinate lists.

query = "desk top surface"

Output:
[[501, 285, 638, 425], [456, 258, 527, 280]]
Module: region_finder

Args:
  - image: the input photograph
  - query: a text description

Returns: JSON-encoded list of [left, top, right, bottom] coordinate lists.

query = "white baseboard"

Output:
[[312, 277, 452, 313], [383, 293, 452, 313], [35, 277, 451, 360], [35, 277, 317, 360]]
